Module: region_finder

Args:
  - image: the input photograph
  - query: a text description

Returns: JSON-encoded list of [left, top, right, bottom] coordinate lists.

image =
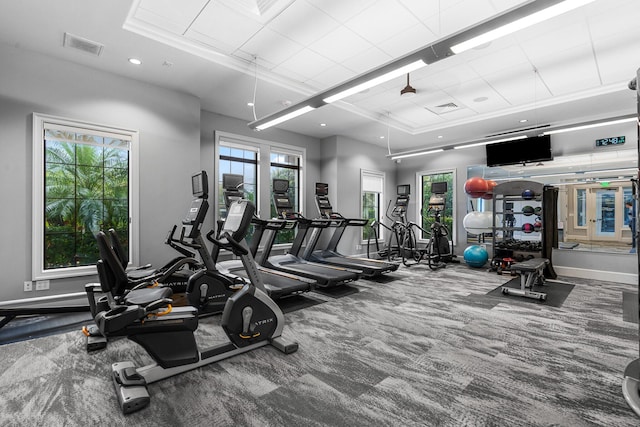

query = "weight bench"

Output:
[[501, 257, 549, 301]]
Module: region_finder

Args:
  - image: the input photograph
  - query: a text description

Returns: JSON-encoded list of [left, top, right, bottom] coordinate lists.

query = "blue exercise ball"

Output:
[[463, 245, 489, 268], [522, 189, 535, 200]]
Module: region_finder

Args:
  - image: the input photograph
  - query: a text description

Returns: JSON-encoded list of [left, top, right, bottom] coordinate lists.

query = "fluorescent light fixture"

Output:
[[543, 117, 636, 135], [391, 148, 444, 160], [530, 172, 578, 178], [255, 106, 315, 131], [584, 168, 637, 175], [323, 60, 426, 104], [451, 0, 596, 54], [453, 135, 527, 150]]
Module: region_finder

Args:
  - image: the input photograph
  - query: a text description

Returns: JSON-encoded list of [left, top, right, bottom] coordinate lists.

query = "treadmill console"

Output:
[[182, 198, 208, 239], [315, 183, 334, 218]]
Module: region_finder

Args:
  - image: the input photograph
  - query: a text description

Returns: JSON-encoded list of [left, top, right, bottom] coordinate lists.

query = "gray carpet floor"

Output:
[[0, 263, 638, 426]]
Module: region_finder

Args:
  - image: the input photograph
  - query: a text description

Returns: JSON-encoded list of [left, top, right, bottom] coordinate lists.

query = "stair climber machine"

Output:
[[213, 174, 315, 299], [87, 199, 298, 414], [166, 171, 246, 313], [371, 185, 430, 266], [258, 179, 361, 288], [302, 183, 399, 277]]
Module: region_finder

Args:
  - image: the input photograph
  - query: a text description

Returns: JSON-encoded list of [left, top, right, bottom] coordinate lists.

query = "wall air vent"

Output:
[[426, 102, 462, 115], [63, 32, 104, 56]]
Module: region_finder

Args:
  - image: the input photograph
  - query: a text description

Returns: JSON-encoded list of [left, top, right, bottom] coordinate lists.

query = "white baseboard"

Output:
[[554, 266, 637, 285]]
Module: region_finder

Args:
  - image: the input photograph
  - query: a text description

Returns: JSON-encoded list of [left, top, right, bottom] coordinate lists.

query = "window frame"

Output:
[[415, 168, 457, 243], [360, 169, 385, 243], [32, 112, 139, 280], [216, 139, 260, 218]]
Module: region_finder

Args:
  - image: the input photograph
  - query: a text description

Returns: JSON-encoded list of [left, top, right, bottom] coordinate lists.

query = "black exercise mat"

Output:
[[0, 311, 94, 345], [313, 284, 360, 298], [277, 294, 325, 313], [486, 278, 575, 308], [623, 291, 638, 324]]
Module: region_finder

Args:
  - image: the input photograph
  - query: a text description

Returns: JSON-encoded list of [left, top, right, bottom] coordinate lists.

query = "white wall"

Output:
[[0, 44, 201, 301], [321, 136, 398, 255]]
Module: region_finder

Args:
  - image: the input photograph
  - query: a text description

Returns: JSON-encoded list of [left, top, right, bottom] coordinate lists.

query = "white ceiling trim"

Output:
[[123, 0, 315, 97]]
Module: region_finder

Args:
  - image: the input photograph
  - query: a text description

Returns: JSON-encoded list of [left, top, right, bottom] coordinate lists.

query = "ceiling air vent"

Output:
[[426, 102, 462, 115], [485, 124, 551, 138], [63, 32, 104, 56]]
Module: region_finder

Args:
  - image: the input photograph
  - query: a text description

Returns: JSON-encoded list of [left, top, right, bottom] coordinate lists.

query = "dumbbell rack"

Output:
[[491, 180, 545, 272]]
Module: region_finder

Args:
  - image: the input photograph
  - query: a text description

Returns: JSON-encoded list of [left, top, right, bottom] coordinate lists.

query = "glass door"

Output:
[[590, 188, 618, 240]]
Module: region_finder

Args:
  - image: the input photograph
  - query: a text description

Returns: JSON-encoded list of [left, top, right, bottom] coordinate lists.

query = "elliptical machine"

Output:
[[422, 181, 458, 270], [89, 199, 298, 414]]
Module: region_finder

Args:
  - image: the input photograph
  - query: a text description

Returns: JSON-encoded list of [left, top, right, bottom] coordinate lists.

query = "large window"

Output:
[[214, 132, 305, 247], [361, 170, 384, 241], [418, 170, 455, 240], [33, 113, 138, 280], [270, 151, 301, 244], [217, 143, 258, 218]]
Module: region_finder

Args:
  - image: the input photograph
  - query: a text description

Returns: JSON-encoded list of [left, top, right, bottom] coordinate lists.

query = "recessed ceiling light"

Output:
[[519, 119, 528, 123], [247, 102, 254, 107], [320, 123, 327, 127], [437, 135, 443, 139], [128, 58, 142, 65], [380, 136, 385, 139]]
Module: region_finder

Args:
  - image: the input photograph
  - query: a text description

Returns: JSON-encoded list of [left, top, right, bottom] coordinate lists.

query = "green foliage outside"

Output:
[[45, 137, 129, 269], [362, 192, 378, 241], [421, 172, 454, 240]]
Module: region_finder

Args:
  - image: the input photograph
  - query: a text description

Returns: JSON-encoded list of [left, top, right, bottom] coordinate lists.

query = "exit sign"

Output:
[[595, 136, 625, 147]]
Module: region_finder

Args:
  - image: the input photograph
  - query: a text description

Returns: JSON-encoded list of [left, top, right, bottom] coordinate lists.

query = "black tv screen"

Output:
[[486, 135, 553, 167]]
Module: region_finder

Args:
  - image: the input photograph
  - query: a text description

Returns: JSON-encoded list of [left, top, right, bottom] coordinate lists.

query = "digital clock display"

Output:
[[595, 136, 625, 147]]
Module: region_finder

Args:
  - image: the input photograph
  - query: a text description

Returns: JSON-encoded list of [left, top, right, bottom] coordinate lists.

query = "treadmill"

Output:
[[214, 174, 315, 299], [302, 183, 399, 277], [257, 179, 361, 288]]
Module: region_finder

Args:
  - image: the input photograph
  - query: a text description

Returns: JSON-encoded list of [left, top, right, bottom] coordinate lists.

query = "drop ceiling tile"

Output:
[[137, 0, 208, 33], [533, 44, 601, 96], [341, 47, 392, 75], [268, 1, 340, 46], [421, 63, 482, 91], [376, 23, 437, 59], [442, 78, 511, 113], [314, 0, 377, 23], [398, 0, 466, 22], [586, 0, 640, 41], [272, 48, 335, 80], [390, 103, 446, 127], [344, 0, 421, 45], [518, 21, 591, 64], [466, 45, 529, 76], [306, 63, 354, 89], [421, 0, 496, 38], [308, 25, 373, 64], [593, 34, 640, 85], [238, 27, 304, 66], [189, 2, 262, 50], [483, 63, 552, 105]]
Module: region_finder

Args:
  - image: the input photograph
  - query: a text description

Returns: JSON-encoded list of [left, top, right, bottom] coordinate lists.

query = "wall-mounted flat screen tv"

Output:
[[486, 135, 553, 167]]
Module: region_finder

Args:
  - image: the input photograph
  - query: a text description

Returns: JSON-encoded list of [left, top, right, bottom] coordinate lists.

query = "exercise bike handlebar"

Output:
[[206, 230, 249, 256]]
